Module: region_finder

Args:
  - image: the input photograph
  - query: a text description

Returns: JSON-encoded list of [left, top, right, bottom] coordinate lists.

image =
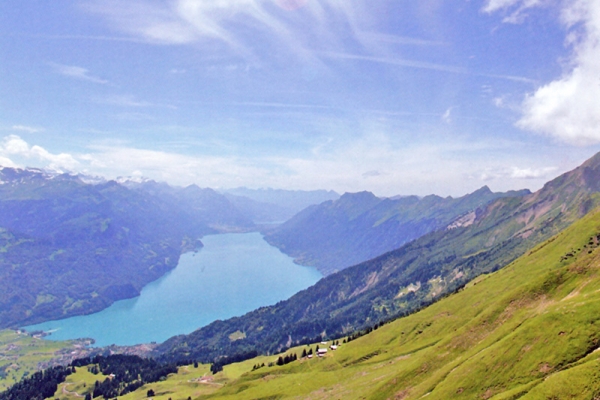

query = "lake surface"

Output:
[[23, 233, 322, 347]]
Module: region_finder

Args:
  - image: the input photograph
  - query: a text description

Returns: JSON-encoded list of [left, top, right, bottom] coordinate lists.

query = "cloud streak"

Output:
[[50, 63, 109, 84], [321, 52, 467, 74], [11, 125, 44, 134], [82, 0, 369, 65]]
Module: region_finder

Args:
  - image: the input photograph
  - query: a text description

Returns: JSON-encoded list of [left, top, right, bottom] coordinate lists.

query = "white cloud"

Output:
[[0, 156, 18, 168], [486, 0, 600, 145], [0, 135, 80, 172], [50, 63, 109, 84], [480, 165, 557, 181], [509, 166, 557, 179]]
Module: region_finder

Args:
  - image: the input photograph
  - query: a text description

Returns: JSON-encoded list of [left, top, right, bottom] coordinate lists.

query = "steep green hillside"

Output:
[[265, 186, 530, 275], [155, 152, 600, 367], [192, 205, 600, 399]]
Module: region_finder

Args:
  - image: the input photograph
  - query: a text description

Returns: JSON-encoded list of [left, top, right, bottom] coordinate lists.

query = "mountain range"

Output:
[[4, 153, 600, 398], [4, 152, 600, 398], [264, 186, 531, 275]]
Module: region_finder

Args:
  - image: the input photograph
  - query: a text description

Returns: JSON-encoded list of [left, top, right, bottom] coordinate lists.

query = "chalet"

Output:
[[317, 348, 328, 357]]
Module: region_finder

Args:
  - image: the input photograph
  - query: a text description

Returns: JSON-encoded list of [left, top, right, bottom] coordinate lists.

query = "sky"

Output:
[[1, 0, 600, 197]]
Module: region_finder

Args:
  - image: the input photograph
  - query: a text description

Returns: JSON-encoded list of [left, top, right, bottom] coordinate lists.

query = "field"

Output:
[[0, 330, 90, 392]]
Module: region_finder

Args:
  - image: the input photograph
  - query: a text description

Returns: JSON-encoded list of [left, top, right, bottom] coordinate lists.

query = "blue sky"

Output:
[[1, 0, 600, 197]]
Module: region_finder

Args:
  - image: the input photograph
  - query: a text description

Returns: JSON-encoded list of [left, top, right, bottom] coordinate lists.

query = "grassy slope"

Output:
[[200, 207, 600, 399], [53, 206, 600, 399], [0, 330, 85, 392], [47, 359, 268, 400]]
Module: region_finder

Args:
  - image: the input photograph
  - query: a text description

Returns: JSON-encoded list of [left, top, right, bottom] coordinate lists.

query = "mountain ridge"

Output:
[[264, 185, 531, 275]]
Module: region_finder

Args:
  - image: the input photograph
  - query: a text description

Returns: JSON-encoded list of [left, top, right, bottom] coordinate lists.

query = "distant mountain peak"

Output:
[[473, 185, 492, 194], [336, 191, 381, 212], [339, 191, 379, 201], [580, 150, 600, 168]]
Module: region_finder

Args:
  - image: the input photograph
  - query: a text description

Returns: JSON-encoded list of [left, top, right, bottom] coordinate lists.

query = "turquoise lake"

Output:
[[23, 233, 322, 347]]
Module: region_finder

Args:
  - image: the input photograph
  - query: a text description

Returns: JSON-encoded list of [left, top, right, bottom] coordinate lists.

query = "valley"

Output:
[[4, 152, 600, 399], [3, 2, 599, 398]]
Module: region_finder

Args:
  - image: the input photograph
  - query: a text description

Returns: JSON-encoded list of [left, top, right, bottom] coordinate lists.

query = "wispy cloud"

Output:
[[96, 94, 177, 110], [482, 0, 547, 23], [321, 52, 467, 74], [232, 101, 333, 110], [18, 33, 146, 43], [50, 62, 109, 84], [113, 112, 155, 122], [322, 52, 536, 83], [479, 72, 537, 84], [11, 125, 44, 134], [442, 108, 453, 124], [100, 95, 153, 108], [357, 31, 447, 47], [82, 0, 367, 65]]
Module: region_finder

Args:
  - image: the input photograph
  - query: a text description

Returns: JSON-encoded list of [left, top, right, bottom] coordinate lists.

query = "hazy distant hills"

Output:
[[220, 187, 340, 224], [265, 186, 531, 275], [0, 169, 256, 328], [155, 152, 600, 365], [124, 180, 255, 232], [0, 170, 340, 329]]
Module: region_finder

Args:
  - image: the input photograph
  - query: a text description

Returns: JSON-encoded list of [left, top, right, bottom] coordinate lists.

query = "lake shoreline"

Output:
[[22, 232, 322, 347]]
